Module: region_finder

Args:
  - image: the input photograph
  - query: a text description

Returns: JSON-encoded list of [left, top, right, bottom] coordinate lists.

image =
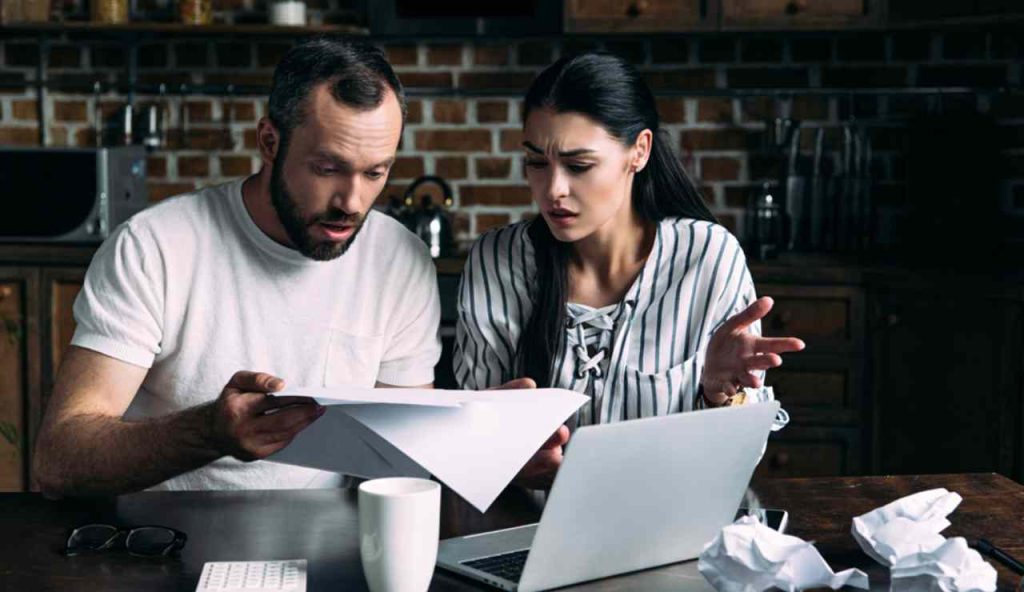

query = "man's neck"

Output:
[[241, 170, 292, 247]]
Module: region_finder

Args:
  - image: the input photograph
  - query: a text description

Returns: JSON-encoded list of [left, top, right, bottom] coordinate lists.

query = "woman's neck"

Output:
[[568, 208, 656, 308]]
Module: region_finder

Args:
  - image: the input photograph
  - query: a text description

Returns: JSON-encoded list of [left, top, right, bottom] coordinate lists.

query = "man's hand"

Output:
[[702, 297, 805, 406], [514, 425, 570, 490], [209, 371, 325, 461]]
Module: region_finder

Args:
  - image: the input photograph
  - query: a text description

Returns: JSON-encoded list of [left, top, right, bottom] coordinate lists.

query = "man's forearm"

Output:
[[34, 403, 224, 497]]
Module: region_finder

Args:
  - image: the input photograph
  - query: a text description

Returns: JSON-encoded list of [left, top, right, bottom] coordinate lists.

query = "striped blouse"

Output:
[[454, 217, 762, 428]]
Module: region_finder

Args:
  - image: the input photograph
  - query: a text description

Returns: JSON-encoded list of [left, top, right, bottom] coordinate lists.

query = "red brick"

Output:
[[74, 128, 96, 147], [697, 98, 732, 123], [698, 39, 736, 63], [178, 155, 210, 177], [0, 127, 38, 145], [220, 155, 254, 177], [453, 212, 471, 237], [837, 33, 888, 62], [243, 129, 258, 149], [225, 101, 257, 122], [892, 32, 933, 61], [427, 44, 463, 66], [724, 185, 753, 208], [183, 130, 230, 150], [11, 100, 36, 121], [48, 127, 69, 146], [517, 42, 554, 66], [459, 185, 533, 206], [432, 100, 467, 124], [49, 46, 82, 68], [643, 69, 717, 91], [656, 98, 686, 124], [700, 157, 741, 181], [822, 67, 908, 88], [791, 96, 829, 121], [681, 129, 761, 152], [175, 42, 209, 68], [436, 156, 468, 180], [500, 129, 523, 152], [391, 156, 425, 179], [460, 72, 534, 92], [415, 129, 491, 152], [399, 72, 453, 89], [917, 65, 1007, 87], [791, 38, 833, 63], [384, 44, 418, 66], [185, 101, 213, 123], [727, 67, 808, 89], [474, 45, 510, 66], [257, 42, 292, 68], [147, 155, 167, 178], [475, 157, 511, 179], [476, 100, 509, 123], [148, 181, 195, 202], [405, 99, 423, 124], [740, 38, 783, 63], [53, 100, 88, 122], [476, 213, 511, 233], [205, 73, 273, 90], [650, 39, 689, 64]]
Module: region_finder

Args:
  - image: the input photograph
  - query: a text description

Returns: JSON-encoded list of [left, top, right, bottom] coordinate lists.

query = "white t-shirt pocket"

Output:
[[324, 330, 384, 387]]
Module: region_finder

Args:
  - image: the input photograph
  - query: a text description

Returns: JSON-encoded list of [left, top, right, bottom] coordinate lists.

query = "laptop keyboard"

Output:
[[462, 549, 529, 583]]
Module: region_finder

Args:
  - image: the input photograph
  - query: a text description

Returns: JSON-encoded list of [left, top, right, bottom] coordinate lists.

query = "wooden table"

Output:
[[0, 474, 1021, 591]]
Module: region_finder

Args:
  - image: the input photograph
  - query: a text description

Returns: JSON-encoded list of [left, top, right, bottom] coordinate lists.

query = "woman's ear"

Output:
[[256, 117, 280, 166], [632, 128, 653, 173]]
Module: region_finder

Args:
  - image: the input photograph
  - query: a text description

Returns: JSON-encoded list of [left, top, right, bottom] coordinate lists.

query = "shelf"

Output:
[[0, 21, 368, 37]]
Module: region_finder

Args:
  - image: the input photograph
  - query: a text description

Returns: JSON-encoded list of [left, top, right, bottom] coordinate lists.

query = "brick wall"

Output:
[[1, 30, 1022, 247]]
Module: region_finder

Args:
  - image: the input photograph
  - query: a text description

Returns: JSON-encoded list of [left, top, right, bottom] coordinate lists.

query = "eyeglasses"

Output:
[[65, 523, 187, 557]]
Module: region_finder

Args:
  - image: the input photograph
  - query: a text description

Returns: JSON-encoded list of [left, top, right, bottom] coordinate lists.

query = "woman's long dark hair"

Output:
[[518, 52, 717, 387]]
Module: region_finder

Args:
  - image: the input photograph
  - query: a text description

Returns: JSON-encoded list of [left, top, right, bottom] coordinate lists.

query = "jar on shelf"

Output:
[[178, 0, 211, 24], [269, 0, 305, 26], [91, 0, 128, 23]]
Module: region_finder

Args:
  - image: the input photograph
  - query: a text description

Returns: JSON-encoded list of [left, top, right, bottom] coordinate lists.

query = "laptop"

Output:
[[436, 401, 780, 592]]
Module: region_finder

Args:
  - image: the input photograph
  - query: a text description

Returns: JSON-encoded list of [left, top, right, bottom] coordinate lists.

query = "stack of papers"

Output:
[[267, 386, 587, 512]]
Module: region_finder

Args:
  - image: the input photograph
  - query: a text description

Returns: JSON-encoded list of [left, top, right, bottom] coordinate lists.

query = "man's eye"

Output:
[[314, 165, 337, 176], [365, 171, 385, 180]]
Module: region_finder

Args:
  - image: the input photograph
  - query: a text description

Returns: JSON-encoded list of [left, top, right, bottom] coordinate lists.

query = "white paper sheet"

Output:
[[267, 387, 588, 512], [698, 515, 869, 592]]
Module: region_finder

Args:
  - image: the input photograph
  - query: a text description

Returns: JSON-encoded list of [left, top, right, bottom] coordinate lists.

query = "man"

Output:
[[32, 38, 441, 496]]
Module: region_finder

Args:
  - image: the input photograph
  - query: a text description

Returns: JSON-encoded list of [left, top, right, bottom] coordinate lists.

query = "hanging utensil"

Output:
[[784, 124, 805, 251], [808, 127, 826, 252]]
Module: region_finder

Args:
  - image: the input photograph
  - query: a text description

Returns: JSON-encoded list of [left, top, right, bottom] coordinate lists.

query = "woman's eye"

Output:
[[568, 163, 593, 174], [524, 159, 548, 169]]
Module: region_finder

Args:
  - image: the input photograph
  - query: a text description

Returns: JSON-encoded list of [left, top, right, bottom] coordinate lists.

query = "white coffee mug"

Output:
[[269, 0, 305, 26], [358, 477, 440, 592]]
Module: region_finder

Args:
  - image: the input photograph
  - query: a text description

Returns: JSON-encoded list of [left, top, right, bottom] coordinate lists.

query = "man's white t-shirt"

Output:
[[71, 178, 442, 490]]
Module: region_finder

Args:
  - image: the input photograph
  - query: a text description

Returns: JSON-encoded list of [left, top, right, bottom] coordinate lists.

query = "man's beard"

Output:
[[270, 154, 366, 262]]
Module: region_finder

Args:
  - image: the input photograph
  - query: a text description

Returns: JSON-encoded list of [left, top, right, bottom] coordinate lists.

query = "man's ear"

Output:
[[256, 117, 280, 165]]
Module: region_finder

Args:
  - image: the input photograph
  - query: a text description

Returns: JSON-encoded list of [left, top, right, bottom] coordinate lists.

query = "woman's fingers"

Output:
[[744, 353, 783, 371], [753, 336, 805, 354], [721, 297, 774, 334]]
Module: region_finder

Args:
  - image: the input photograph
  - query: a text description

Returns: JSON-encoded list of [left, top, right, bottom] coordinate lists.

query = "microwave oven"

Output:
[[0, 146, 149, 243]]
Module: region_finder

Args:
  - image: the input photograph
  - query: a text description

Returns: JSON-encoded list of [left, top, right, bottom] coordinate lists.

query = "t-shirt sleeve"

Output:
[[71, 223, 164, 369], [376, 246, 442, 387], [453, 231, 521, 390]]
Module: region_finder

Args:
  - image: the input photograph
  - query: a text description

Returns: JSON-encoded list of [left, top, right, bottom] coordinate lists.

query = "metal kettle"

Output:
[[404, 175, 455, 258]]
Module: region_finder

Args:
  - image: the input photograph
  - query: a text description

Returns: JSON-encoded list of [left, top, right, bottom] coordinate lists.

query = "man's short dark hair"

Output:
[[268, 37, 406, 151]]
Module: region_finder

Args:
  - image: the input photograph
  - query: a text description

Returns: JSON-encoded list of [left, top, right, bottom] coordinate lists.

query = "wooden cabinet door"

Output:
[[721, 0, 881, 29], [870, 288, 1023, 480], [888, 0, 1024, 22], [0, 268, 40, 492], [41, 269, 85, 423], [566, 0, 705, 32]]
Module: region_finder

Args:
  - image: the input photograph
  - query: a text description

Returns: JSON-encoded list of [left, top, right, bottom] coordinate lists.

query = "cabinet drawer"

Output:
[[767, 355, 862, 424], [566, 0, 703, 32], [721, 0, 880, 28], [754, 427, 861, 478], [758, 284, 864, 353]]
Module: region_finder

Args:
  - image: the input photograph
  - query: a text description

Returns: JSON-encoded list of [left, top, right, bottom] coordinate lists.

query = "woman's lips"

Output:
[[546, 209, 578, 227]]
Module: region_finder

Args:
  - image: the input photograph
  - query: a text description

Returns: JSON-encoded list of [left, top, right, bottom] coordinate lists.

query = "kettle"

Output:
[[404, 175, 456, 259]]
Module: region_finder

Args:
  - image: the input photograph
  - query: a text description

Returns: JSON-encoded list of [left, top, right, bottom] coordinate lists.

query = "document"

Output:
[[267, 386, 588, 512]]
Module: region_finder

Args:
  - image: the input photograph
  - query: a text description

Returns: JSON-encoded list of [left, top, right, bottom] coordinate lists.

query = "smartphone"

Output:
[[735, 508, 789, 533]]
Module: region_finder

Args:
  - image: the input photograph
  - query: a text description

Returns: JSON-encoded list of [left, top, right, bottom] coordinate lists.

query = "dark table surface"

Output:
[[0, 473, 1021, 591]]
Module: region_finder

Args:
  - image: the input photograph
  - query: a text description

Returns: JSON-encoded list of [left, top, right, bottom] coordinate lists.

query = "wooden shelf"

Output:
[[0, 21, 368, 36]]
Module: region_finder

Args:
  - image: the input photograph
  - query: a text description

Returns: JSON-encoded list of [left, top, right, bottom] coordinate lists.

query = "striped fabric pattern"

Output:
[[455, 217, 761, 428]]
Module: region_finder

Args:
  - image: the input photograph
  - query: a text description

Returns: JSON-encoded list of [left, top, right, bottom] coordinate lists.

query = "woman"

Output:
[[455, 53, 803, 486]]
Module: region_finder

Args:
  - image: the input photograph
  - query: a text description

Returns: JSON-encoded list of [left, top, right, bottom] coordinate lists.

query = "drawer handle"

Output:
[[0, 286, 11, 301], [785, 0, 804, 15], [626, 0, 649, 18], [770, 452, 790, 468]]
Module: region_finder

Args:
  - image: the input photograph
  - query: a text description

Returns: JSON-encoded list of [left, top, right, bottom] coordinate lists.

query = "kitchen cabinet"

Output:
[[564, 0, 708, 33], [887, 0, 1024, 24], [720, 0, 882, 29], [0, 270, 35, 492], [869, 283, 1023, 479]]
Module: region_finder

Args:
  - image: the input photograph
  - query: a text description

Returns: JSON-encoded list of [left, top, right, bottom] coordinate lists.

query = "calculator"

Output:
[[195, 559, 307, 592]]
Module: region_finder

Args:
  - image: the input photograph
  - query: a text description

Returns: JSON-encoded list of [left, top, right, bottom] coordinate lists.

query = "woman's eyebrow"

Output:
[[522, 141, 596, 157]]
